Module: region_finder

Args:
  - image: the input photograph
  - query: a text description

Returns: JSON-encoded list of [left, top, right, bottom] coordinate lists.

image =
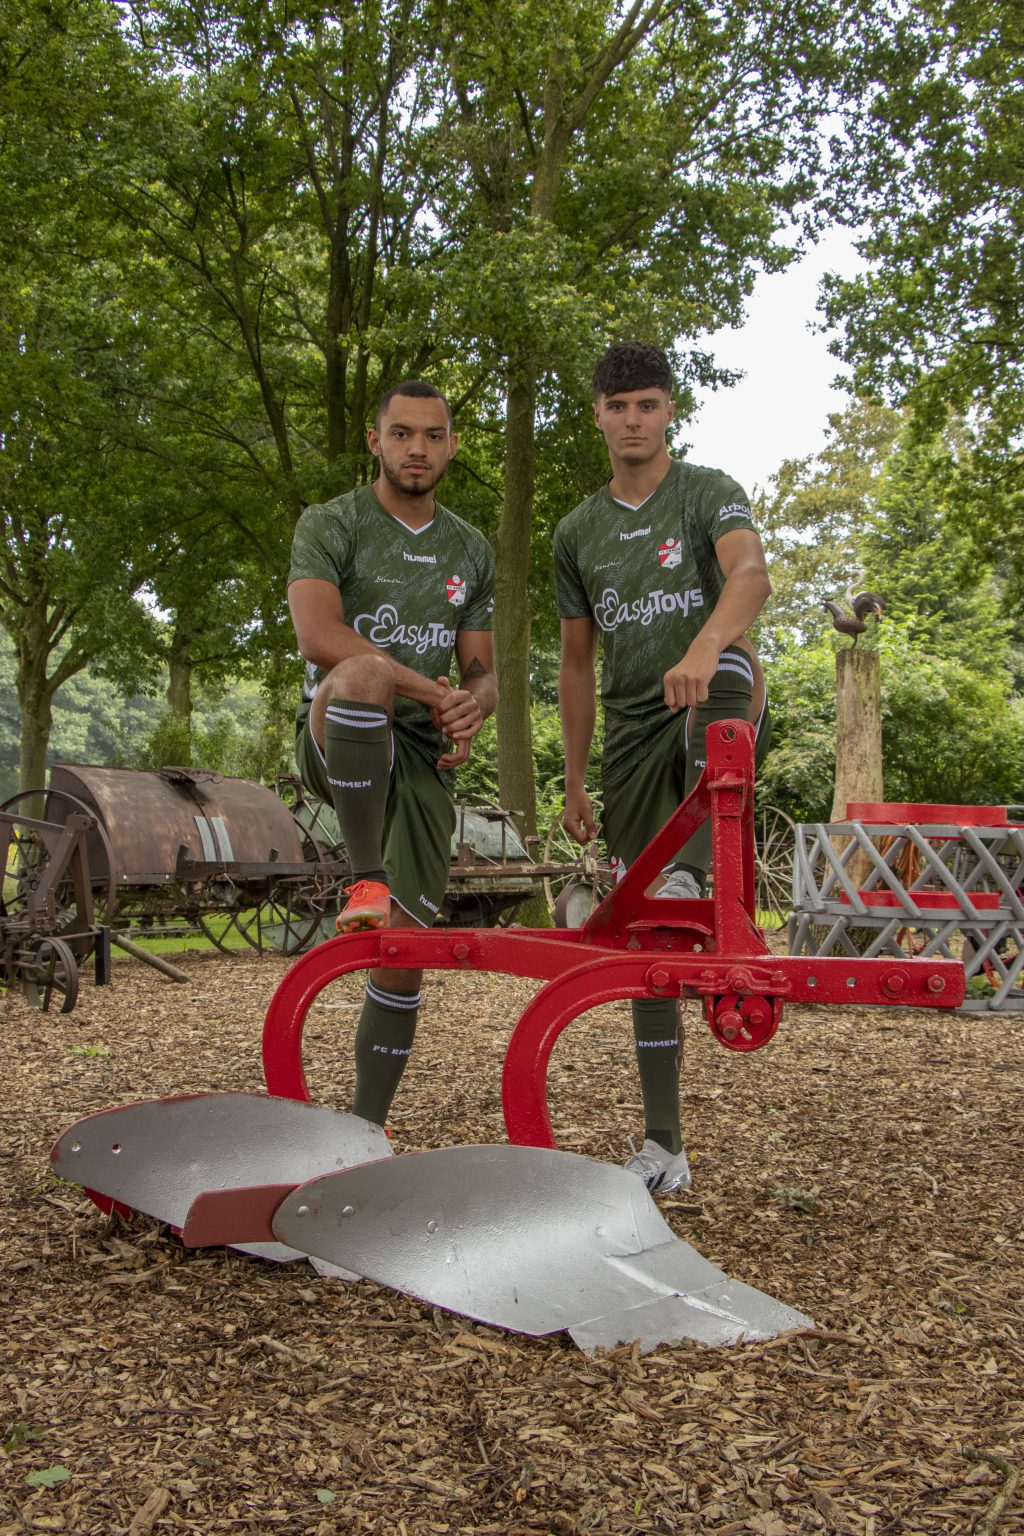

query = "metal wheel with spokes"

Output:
[[0, 788, 118, 954], [17, 935, 80, 1013], [542, 806, 613, 924], [754, 804, 796, 931], [199, 881, 329, 956]]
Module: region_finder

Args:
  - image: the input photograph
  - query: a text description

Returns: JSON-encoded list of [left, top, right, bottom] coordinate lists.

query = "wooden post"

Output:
[[829, 647, 883, 904], [831, 647, 883, 822]]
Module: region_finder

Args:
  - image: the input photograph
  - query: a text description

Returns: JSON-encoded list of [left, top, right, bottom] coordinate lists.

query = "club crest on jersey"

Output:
[[658, 538, 683, 569], [446, 574, 466, 606]]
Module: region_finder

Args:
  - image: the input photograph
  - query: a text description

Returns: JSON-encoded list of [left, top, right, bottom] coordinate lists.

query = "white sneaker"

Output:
[[656, 868, 701, 900], [624, 1137, 693, 1193]]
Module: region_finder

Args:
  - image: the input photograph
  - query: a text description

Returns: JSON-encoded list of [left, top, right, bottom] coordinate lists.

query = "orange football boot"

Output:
[[336, 879, 392, 933]]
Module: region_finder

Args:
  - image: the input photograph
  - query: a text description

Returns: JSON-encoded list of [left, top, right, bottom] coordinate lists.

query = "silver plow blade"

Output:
[[273, 1144, 812, 1348], [569, 1266, 812, 1354], [51, 1093, 391, 1262]]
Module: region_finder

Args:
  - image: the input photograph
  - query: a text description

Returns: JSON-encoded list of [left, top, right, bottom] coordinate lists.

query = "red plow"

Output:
[[54, 720, 964, 1354], [263, 719, 964, 1146]]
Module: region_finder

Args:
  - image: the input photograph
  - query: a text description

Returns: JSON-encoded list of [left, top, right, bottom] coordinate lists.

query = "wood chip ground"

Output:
[[2, 951, 1022, 1534]]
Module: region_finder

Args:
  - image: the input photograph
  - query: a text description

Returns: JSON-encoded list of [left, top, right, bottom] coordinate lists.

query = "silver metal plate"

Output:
[[273, 1144, 812, 1345], [569, 1274, 813, 1354], [52, 1093, 391, 1262]]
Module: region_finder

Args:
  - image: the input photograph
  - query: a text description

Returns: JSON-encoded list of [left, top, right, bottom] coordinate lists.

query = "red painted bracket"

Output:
[[262, 721, 966, 1150]]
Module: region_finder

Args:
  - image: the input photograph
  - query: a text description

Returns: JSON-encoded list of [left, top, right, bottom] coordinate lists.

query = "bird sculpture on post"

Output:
[[821, 591, 885, 645]]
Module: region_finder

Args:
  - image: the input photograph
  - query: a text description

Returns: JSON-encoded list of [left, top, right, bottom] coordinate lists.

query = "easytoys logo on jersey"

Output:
[[353, 604, 455, 654], [593, 586, 704, 631]]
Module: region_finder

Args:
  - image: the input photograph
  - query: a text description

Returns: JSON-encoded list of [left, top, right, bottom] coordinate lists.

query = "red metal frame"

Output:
[[263, 722, 965, 1148]]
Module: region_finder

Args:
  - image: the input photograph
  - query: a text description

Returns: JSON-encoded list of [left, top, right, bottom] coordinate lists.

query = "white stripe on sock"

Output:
[[367, 981, 421, 1011], [715, 659, 755, 685], [325, 707, 389, 729]]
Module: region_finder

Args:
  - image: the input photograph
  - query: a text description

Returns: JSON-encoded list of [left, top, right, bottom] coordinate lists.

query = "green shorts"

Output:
[[601, 683, 772, 875], [295, 709, 455, 926]]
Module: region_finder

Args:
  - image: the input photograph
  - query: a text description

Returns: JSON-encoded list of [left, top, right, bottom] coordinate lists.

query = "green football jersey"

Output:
[[553, 459, 757, 780], [289, 484, 494, 761]]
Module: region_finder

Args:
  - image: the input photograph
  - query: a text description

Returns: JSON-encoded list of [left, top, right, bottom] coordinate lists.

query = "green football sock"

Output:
[[631, 997, 684, 1154], [352, 979, 420, 1126], [323, 699, 390, 882]]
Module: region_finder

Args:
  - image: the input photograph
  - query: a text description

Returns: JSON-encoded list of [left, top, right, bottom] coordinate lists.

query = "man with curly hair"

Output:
[[554, 342, 771, 1191]]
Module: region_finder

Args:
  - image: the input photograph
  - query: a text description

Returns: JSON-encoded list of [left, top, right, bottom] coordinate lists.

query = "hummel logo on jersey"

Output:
[[446, 575, 466, 606], [354, 603, 456, 654], [620, 525, 650, 541], [404, 550, 437, 564], [594, 586, 704, 631], [659, 538, 683, 568]]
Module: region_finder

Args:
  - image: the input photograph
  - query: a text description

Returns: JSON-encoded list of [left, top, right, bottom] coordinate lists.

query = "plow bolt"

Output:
[[926, 974, 946, 994], [717, 1010, 743, 1042], [881, 971, 908, 997], [453, 943, 470, 962], [648, 967, 671, 991]]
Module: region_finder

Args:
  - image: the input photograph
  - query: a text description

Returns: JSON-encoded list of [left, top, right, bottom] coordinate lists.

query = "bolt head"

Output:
[[717, 1008, 743, 1042]]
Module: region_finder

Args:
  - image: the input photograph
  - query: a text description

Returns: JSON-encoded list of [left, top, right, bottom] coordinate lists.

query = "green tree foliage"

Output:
[[0, 636, 298, 799], [821, 1, 1024, 594], [879, 626, 1024, 808], [428, 0, 861, 835], [114, 0, 446, 514], [0, 0, 165, 787], [758, 399, 1024, 818], [857, 431, 1015, 676], [756, 399, 902, 646]]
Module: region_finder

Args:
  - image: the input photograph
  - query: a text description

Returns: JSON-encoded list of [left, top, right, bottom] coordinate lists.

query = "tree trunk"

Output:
[[17, 675, 51, 797], [830, 647, 883, 820], [167, 624, 194, 728], [16, 610, 55, 797], [494, 368, 538, 841]]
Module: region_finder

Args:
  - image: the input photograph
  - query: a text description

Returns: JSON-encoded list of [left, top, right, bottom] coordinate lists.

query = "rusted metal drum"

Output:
[[47, 765, 308, 889]]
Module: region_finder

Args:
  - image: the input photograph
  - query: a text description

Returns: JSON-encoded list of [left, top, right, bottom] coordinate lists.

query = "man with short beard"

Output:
[[288, 380, 496, 1130], [555, 342, 771, 1193]]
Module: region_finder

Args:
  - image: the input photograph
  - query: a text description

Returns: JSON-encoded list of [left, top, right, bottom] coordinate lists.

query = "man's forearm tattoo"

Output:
[[461, 656, 488, 682]]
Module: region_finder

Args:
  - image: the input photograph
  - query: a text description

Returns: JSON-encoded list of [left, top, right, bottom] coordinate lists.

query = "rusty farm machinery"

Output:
[[0, 763, 555, 1011]]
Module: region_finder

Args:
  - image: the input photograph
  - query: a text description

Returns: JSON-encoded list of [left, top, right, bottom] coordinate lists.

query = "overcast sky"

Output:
[[683, 227, 865, 497]]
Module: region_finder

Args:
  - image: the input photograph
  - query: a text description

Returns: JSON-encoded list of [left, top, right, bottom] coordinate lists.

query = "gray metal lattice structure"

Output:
[[787, 807, 1024, 1012]]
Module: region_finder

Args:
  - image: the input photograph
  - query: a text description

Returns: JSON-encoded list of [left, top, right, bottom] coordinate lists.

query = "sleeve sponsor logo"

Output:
[[718, 502, 753, 523], [354, 603, 456, 654], [446, 574, 467, 606], [658, 538, 683, 568], [593, 586, 704, 631]]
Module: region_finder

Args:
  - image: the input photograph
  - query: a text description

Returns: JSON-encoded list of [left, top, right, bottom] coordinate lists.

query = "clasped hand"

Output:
[[431, 676, 483, 769]]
